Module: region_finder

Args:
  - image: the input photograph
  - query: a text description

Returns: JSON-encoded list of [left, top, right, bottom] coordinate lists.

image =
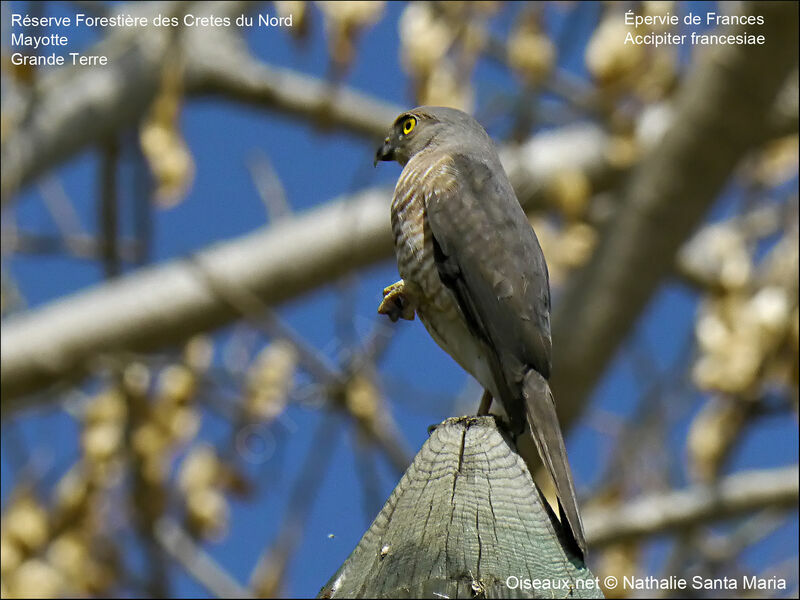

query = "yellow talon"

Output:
[[378, 280, 416, 322]]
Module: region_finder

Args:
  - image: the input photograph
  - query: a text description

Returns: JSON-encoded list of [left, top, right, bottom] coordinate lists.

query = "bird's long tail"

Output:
[[522, 369, 586, 558]]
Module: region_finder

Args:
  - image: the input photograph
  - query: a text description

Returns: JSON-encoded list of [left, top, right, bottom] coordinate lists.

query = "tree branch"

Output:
[[0, 187, 390, 409], [183, 24, 401, 140], [549, 1, 799, 427], [154, 516, 255, 599], [584, 465, 799, 548]]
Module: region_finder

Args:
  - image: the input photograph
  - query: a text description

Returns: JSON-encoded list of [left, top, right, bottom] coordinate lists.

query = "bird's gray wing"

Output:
[[424, 153, 552, 390]]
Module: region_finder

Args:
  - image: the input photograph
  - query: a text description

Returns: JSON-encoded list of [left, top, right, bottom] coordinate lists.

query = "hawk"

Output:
[[375, 106, 586, 556]]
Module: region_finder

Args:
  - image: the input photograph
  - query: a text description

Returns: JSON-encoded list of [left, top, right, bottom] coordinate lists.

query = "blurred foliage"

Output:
[[139, 56, 195, 208]]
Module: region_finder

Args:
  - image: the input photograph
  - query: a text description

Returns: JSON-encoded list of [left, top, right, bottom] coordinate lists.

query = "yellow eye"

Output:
[[402, 117, 416, 135]]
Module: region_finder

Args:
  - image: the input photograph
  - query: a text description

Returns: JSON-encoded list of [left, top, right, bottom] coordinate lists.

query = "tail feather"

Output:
[[522, 370, 586, 557]]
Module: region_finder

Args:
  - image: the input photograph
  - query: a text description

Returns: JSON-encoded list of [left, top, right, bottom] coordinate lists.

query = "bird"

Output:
[[374, 106, 586, 557]]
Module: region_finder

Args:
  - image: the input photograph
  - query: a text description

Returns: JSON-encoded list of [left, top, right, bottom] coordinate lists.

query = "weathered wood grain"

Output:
[[319, 416, 602, 599]]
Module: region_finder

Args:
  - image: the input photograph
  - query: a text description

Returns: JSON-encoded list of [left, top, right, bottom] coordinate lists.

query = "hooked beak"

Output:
[[374, 137, 395, 167]]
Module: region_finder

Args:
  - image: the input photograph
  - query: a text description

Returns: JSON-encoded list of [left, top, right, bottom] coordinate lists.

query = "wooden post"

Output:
[[319, 416, 602, 598]]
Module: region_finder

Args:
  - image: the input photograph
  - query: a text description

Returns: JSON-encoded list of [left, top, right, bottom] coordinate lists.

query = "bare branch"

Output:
[[0, 187, 389, 407], [39, 177, 87, 239], [584, 465, 799, 548], [247, 150, 293, 223], [154, 516, 255, 599], [183, 25, 401, 140]]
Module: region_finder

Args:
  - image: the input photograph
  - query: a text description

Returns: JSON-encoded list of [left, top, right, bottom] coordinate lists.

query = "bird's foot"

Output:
[[378, 280, 416, 322]]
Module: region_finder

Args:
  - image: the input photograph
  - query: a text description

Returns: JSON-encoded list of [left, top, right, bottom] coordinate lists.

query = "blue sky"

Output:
[[2, 2, 797, 598]]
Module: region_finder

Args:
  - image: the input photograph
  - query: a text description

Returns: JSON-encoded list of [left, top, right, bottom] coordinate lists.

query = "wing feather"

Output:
[[425, 153, 552, 388]]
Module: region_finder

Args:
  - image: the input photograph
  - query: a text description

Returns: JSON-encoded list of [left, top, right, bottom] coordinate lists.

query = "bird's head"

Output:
[[374, 106, 490, 167]]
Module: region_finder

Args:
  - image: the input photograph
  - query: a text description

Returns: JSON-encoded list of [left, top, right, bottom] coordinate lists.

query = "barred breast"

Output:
[[390, 152, 460, 318], [390, 152, 498, 398]]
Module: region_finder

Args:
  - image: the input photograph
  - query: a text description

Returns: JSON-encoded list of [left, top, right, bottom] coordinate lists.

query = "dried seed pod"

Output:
[[679, 225, 752, 291], [559, 223, 598, 269], [123, 362, 151, 399], [132, 422, 169, 460], [752, 135, 800, 187], [83, 390, 127, 425], [546, 169, 592, 220], [156, 364, 197, 406], [7, 558, 65, 599], [345, 373, 380, 424], [507, 12, 555, 85], [586, 16, 646, 88], [750, 287, 791, 340], [3, 493, 49, 553], [139, 58, 195, 207], [179, 445, 221, 494], [687, 398, 747, 482], [399, 2, 455, 77], [82, 422, 124, 463], [418, 60, 474, 113], [0, 533, 22, 575], [597, 542, 639, 598], [316, 1, 385, 73], [186, 488, 229, 540], [245, 341, 297, 422], [165, 405, 201, 443], [45, 532, 88, 586], [184, 336, 214, 374], [53, 465, 91, 517], [605, 133, 640, 170], [275, 1, 310, 40]]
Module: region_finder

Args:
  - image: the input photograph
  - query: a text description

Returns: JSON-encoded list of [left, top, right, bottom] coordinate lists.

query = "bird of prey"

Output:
[[374, 106, 586, 557]]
